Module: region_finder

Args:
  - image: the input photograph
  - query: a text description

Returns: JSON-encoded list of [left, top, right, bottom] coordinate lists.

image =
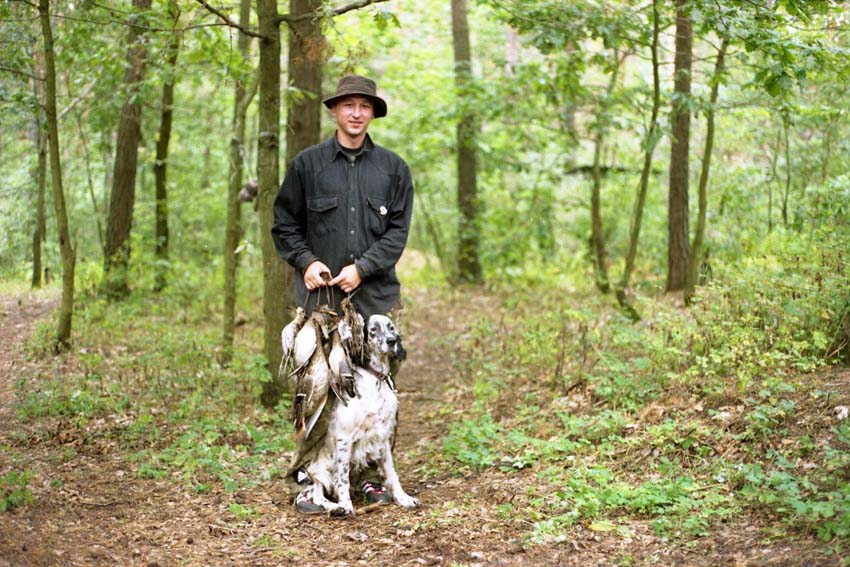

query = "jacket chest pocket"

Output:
[[366, 196, 389, 236], [307, 196, 339, 237]]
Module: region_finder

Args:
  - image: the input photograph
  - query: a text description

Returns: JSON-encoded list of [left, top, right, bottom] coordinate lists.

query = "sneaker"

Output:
[[294, 491, 324, 515], [361, 481, 392, 505]]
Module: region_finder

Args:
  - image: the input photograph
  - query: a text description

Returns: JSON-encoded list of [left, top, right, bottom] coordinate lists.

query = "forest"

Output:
[[2, 0, 850, 565]]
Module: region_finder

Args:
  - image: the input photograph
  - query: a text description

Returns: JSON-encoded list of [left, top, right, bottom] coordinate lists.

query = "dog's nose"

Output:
[[386, 337, 397, 347]]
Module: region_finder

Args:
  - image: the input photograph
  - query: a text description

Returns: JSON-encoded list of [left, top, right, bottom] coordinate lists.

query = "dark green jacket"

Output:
[[272, 134, 414, 317]]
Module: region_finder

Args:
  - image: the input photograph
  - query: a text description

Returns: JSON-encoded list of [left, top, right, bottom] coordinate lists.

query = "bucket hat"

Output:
[[322, 75, 387, 118]]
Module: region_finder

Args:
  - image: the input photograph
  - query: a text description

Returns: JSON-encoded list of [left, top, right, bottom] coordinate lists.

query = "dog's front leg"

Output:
[[304, 480, 335, 512], [379, 441, 419, 508], [331, 435, 355, 517]]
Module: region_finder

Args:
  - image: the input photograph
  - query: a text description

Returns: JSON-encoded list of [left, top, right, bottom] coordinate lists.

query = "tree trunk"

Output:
[[30, 51, 47, 289], [257, 0, 288, 408], [616, 0, 661, 317], [451, 0, 482, 284], [766, 125, 780, 232], [63, 71, 105, 257], [285, 0, 323, 163], [821, 123, 832, 184], [505, 26, 520, 75], [781, 114, 791, 227], [590, 50, 624, 294], [103, 0, 152, 299], [419, 190, 448, 272], [686, 36, 728, 300], [74, 109, 105, 256], [197, 86, 222, 193], [222, 0, 256, 365], [38, 0, 76, 349], [153, 2, 181, 292], [666, 0, 692, 294], [31, 120, 47, 289]]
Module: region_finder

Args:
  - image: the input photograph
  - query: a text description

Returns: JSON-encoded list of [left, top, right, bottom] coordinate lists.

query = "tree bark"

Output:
[[766, 125, 780, 232], [821, 122, 832, 184], [38, 0, 76, 349], [505, 25, 519, 75], [781, 113, 791, 227], [590, 50, 624, 294], [451, 0, 482, 283], [73, 108, 105, 256], [419, 190, 448, 272], [103, 0, 152, 298], [153, 2, 181, 292], [686, 36, 728, 300], [31, 119, 47, 289], [30, 49, 47, 289], [222, 0, 256, 365], [616, 0, 661, 316], [666, 0, 692, 293], [285, 0, 323, 163], [257, 0, 288, 407], [62, 70, 105, 257]]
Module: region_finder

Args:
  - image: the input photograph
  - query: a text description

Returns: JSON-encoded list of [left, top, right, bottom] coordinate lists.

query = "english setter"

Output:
[[298, 314, 419, 516]]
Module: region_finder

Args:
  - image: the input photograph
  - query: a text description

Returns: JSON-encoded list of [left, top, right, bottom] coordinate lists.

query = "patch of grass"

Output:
[[132, 410, 295, 492], [16, 375, 121, 424], [435, 226, 850, 546], [12, 265, 297, 495], [23, 318, 59, 359], [228, 502, 259, 521], [735, 423, 850, 541], [0, 470, 34, 512], [442, 414, 502, 469], [529, 463, 737, 543]]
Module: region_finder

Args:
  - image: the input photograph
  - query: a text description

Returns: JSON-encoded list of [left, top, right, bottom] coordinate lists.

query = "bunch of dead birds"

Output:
[[279, 297, 367, 441]]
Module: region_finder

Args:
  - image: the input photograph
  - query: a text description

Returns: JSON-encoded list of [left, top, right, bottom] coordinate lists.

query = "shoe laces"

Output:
[[361, 481, 386, 494]]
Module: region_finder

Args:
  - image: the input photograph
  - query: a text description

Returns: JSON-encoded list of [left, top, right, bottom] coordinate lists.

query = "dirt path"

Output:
[[0, 290, 842, 567], [0, 293, 58, 432], [0, 289, 533, 567]]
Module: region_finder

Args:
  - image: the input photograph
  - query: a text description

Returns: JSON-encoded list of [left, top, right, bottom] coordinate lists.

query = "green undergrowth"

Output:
[[438, 228, 850, 547], [0, 469, 34, 512], [16, 271, 295, 497]]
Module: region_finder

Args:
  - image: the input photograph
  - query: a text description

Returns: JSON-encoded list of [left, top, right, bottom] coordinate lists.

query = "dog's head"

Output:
[[366, 314, 405, 365]]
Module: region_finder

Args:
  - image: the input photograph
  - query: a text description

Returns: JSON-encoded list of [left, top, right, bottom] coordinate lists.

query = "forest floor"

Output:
[[0, 287, 845, 567]]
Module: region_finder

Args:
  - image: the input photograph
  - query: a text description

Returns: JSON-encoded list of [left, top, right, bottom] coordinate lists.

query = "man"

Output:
[[271, 75, 414, 513]]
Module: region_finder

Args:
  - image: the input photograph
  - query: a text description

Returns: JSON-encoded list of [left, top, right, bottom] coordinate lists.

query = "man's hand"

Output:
[[304, 261, 332, 291], [328, 264, 362, 293]]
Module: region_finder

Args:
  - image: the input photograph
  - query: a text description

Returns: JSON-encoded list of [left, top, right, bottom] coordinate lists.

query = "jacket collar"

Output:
[[328, 132, 374, 162]]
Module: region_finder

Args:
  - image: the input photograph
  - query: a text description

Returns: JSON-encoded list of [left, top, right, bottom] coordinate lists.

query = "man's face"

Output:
[[330, 95, 375, 142]]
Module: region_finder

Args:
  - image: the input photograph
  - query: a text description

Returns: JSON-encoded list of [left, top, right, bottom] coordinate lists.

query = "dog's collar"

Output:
[[367, 363, 395, 391]]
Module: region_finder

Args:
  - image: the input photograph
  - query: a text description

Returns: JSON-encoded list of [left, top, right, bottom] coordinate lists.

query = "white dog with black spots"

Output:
[[296, 314, 419, 516]]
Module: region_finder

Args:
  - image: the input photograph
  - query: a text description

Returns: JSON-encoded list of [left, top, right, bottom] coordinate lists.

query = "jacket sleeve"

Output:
[[355, 163, 414, 279], [271, 159, 320, 272]]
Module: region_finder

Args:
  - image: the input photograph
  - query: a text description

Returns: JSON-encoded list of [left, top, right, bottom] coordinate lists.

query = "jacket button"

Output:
[[350, 230, 355, 235]]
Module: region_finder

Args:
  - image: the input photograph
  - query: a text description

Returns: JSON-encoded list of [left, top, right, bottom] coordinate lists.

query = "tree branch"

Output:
[[330, 0, 391, 17], [193, 0, 264, 38], [58, 79, 97, 121], [0, 64, 43, 81], [278, 0, 391, 24]]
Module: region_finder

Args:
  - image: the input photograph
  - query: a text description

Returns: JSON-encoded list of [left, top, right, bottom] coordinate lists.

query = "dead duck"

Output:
[[279, 307, 308, 382]]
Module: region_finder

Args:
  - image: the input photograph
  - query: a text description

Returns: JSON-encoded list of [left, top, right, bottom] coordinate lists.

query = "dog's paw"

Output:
[[330, 505, 355, 518], [395, 494, 419, 509]]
